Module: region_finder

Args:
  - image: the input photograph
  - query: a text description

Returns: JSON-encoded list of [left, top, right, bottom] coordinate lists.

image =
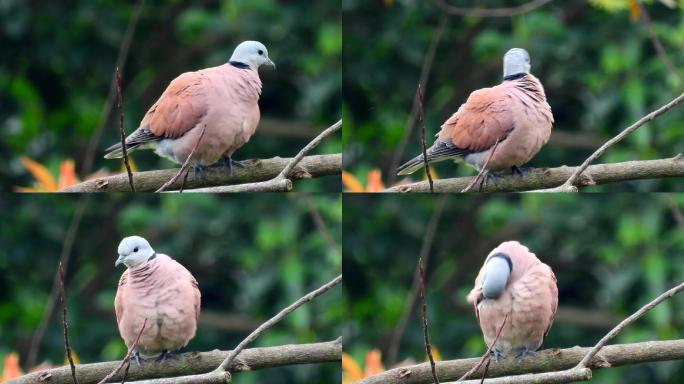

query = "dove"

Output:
[[104, 41, 275, 173], [397, 48, 553, 177], [114, 236, 201, 363], [467, 241, 558, 360]]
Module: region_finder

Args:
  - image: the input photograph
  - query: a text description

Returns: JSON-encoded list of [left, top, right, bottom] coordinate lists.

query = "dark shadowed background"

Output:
[[343, 194, 684, 383], [1, 0, 341, 192], [342, 0, 684, 191], [0, 194, 342, 383]]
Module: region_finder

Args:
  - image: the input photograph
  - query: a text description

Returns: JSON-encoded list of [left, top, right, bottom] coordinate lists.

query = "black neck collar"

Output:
[[229, 61, 249, 69], [488, 252, 512, 273], [503, 73, 527, 81], [148, 252, 157, 262]]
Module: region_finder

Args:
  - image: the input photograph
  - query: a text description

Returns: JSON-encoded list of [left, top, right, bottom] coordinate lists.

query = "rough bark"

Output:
[[60, 154, 340, 193], [385, 156, 684, 192], [10, 340, 341, 384], [356, 339, 684, 384]]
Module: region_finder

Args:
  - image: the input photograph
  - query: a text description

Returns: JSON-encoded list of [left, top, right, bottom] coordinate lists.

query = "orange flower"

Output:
[[342, 169, 385, 192]]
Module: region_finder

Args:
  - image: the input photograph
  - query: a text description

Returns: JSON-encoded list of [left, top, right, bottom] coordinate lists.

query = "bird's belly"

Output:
[[467, 120, 551, 171], [478, 295, 545, 356], [155, 109, 250, 167]]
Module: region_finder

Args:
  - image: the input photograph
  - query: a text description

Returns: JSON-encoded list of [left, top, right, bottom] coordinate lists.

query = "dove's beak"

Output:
[[115, 256, 125, 267], [266, 58, 276, 69]]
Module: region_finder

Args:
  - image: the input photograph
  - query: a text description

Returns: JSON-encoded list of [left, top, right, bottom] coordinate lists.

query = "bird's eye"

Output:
[[258, 50, 264, 55], [134, 247, 139, 252]]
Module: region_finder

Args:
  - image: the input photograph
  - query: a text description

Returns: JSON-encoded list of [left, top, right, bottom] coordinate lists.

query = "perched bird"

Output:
[[397, 48, 553, 176], [114, 236, 201, 363], [104, 41, 275, 172], [467, 241, 558, 360]]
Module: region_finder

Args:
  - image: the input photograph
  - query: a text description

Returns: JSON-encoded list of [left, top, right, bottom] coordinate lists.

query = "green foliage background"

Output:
[[1, 0, 341, 191], [343, 0, 684, 191], [343, 194, 684, 383], [0, 194, 342, 383]]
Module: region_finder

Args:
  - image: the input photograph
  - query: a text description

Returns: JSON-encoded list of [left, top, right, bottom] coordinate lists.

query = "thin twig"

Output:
[[461, 138, 500, 193], [640, 5, 684, 85], [277, 119, 341, 180], [120, 362, 131, 384], [27, 196, 90, 368], [546, 92, 684, 192], [456, 314, 508, 381], [116, 68, 135, 192], [667, 195, 684, 233], [387, 196, 448, 365], [577, 281, 684, 368], [59, 262, 79, 384], [419, 257, 439, 384], [155, 124, 207, 193], [82, 0, 145, 176], [303, 195, 339, 254], [479, 360, 490, 384], [216, 274, 342, 372], [430, 0, 553, 17], [418, 84, 434, 193], [388, 15, 447, 186], [97, 319, 147, 384]]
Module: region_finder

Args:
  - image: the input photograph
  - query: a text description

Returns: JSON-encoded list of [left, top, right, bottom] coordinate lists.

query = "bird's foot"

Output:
[[491, 349, 503, 363], [479, 171, 502, 191], [134, 351, 144, 367], [191, 164, 209, 183], [514, 348, 536, 361], [223, 156, 247, 178], [511, 165, 530, 177], [156, 350, 176, 363]]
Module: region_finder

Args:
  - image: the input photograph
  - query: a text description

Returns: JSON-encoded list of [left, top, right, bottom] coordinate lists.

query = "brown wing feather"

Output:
[[142, 72, 208, 139], [438, 85, 515, 152]]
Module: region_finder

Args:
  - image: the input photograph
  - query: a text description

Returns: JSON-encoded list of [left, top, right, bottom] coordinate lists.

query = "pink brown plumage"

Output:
[[467, 241, 558, 360], [397, 48, 553, 176], [104, 41, 275, 169], [114, 236, 201, 362]]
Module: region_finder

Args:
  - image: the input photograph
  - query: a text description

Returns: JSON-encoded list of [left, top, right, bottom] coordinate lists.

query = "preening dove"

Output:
[[105, 41, 275, 171], [397, 48, 553, 176], [114, 236, 201, 362], [467, 241, 558, 360]]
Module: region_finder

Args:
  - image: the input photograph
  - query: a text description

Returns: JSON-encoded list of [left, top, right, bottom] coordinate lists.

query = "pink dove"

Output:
[[397, 48, 553, 176], [114, 236, 201, 363], [467, 240, 558, 361], [105, 41, 275, 173]]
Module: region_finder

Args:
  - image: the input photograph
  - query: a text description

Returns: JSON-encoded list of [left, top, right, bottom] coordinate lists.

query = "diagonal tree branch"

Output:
[[539, 91, 684, 192], [82, 0, 146, 177]]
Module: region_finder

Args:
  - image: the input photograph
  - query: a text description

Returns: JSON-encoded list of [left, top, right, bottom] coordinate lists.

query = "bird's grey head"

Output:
[[115, 236, 156, 268], [481, 252, 512, 299], [503, 48, 531, 79], [229, 41, 275, 70]]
